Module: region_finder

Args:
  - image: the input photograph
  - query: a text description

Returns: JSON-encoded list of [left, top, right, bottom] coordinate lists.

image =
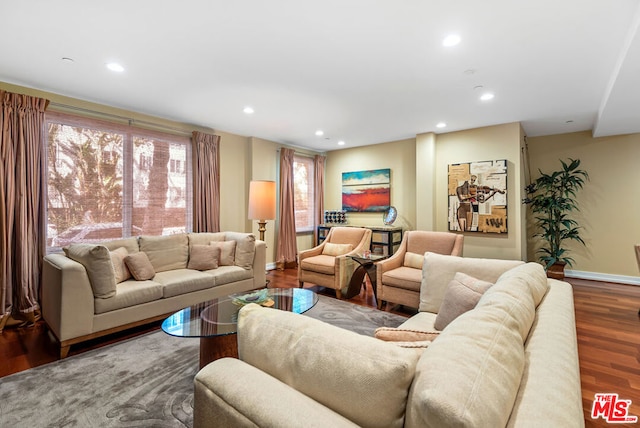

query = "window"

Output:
[[46, 112, 192, 251], [293, 155, 315, 232]]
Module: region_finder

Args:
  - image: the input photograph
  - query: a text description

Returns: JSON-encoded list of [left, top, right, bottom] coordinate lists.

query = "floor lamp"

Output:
[[248, 180, 276, 241]]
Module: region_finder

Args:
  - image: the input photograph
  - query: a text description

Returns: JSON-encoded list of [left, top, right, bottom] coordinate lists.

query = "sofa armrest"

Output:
[[252, 239, 266, 288], [194, 358, 358, 428], [42, 253, 96, 342], [506, 279, 583, 427]]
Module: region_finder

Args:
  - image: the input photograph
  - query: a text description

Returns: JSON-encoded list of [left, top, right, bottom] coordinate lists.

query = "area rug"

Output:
[[0, 295, 407, 427]]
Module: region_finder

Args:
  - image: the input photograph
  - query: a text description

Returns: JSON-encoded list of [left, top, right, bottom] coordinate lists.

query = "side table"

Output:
[[343, 254, 388, 300]]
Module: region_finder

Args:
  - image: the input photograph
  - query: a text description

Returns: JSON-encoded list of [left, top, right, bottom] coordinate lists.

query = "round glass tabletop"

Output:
[[161, 287, 318, 338]]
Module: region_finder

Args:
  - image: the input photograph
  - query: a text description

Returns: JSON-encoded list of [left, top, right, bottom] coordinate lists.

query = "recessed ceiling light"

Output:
[[480, 92, 495, 101], [315, 130, 324, 136], [337, 141, 345, 146], [243, 106, 254, 114], [106, 62, 124, 72], [443, 34, 461, 47], [436, 122, 447, 128]]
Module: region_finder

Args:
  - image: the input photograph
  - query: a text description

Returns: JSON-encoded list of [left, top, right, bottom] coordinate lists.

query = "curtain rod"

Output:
[[276, 148, 323, 158], [48, 102, 194, 136]]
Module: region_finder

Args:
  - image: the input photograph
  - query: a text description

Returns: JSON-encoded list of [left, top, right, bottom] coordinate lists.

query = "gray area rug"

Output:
[[0, 295, 407, 427]]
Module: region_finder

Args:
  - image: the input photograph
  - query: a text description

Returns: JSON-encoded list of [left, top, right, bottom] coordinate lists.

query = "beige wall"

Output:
[[325, 125, 526, 261], [325, 139, 417, 232], [5, 80, 638, 279], [434, 122, 525, 260], [527, 131, 640, 278]]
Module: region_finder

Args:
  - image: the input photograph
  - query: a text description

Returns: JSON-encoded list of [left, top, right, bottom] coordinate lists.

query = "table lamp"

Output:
[[248, 180, 276, 241]]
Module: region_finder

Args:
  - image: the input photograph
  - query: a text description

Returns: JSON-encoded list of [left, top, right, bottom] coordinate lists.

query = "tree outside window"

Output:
[[46, 113, 191, 250]]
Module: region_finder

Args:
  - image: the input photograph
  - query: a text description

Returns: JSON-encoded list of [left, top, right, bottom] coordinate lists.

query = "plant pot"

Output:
[[546, 262, 566, 280]]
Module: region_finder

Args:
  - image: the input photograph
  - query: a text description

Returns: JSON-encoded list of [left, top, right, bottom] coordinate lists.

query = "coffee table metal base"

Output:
[[200, 333, 238, 368]]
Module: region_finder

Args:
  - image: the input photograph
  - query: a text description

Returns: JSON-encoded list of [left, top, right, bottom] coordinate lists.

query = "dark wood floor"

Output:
[[1, 269, 639, 427]]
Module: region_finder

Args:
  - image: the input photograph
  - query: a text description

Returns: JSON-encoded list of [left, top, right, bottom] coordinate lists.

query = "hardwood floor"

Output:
[[1, 270, 638, 427]]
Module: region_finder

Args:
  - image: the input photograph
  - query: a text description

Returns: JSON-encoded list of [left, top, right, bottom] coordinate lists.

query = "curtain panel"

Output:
[[276, 148, 298, 270], [0, 91, 49, 332], [192, 131, 220, 233], [314, 155, 325, 244]]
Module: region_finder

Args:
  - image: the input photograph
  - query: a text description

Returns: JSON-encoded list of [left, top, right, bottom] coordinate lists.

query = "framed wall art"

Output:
[[448, 160, 507, 233], [342, 168, 391, 212]]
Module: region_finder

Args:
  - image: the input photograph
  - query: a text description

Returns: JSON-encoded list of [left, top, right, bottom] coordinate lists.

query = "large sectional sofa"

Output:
[[42, 231, 266, 358], [193, 253, 583, 427]]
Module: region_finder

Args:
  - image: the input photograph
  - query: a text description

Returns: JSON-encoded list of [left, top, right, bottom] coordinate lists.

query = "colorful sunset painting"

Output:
[[342, 168, 391, 212]]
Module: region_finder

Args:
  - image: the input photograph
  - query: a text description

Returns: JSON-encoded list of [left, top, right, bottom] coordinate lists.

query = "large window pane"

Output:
[[293, 155, 315, 232], [132, 137, 188, 235], [46, 113, 191, 251], [47, 123, 124, 247]]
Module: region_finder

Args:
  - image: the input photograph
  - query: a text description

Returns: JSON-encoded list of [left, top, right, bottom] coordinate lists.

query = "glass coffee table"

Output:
[[161, 287, 318, 368]]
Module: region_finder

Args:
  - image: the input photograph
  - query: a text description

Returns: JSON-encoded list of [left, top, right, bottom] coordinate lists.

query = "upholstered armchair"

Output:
[[298, 227, 372, 299], [376, 230, 464, 309]]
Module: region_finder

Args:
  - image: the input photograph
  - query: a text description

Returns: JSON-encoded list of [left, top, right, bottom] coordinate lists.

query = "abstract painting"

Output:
[[448, 160, 507, 233], [342, 168, 391, 212]]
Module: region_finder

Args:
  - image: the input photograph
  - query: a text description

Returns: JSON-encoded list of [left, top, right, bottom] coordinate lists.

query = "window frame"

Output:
[[45, 111, 192, 252]]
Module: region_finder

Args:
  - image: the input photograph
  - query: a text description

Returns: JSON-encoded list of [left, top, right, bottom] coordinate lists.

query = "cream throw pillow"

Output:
[[322, 242, 353, 256], [434, 272, 493, 330], [420, 252, 525, 313], [188, 245, 219, 270], [109, 247, 131, 284], [210, 240, 236, 266], [124, 252, 156, 281], [64, 244, 117, 298], [403, 252, 424, 269], [225, 232, 256, 269]]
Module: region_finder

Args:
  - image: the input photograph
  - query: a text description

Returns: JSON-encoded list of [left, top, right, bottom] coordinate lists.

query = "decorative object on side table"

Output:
[[523, 158, 589, 279], [231, 289, 274, 307], [383, 206, 397, 225]]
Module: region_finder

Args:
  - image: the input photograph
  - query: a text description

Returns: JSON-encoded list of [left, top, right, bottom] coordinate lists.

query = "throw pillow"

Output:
[[322, 242, 353, 256], [188, 245, 220, 270], [403, 252, 424, 269], [124, 252, 156, 281], [64, 244, 117, 298], [210, 240, 237, 266], [225, 232, 256, 269], [434, 272, 493, 330], [110, 247, 131, 283], [374, 327, 440, 343]]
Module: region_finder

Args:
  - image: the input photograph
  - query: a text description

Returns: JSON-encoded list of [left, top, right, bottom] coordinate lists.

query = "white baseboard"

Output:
[[565, 269, 640, 286], [266, 262, 277, 271]]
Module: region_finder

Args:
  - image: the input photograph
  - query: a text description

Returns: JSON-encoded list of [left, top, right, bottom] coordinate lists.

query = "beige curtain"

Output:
[[314, 154, 326, 244], [192, 131, 220, 232], [0, 91, 49, 332], [276, 148, 298, 270]]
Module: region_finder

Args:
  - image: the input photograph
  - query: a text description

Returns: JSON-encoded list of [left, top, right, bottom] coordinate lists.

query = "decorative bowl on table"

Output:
[[231, 289, 273, 307]]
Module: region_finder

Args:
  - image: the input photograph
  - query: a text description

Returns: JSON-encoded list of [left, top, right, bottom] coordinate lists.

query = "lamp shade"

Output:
[[248, 180, 276, 220]]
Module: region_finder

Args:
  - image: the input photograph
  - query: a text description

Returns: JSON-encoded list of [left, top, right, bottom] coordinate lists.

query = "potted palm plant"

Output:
[[523, 158, 589, 279]]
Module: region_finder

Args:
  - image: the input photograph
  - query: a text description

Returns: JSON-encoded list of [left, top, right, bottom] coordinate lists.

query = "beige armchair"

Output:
[[298, 227, 372, 299], [376, 230, 464, 309]]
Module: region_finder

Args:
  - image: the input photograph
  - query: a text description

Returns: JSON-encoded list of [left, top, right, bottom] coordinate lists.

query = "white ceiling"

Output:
[[1, 0, 639, 151]]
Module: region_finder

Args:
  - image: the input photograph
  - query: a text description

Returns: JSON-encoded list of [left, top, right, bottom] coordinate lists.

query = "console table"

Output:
[[317, 224, 403, 256]]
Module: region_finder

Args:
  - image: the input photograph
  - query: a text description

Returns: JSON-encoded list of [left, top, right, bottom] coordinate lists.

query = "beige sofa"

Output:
[[42, 232, 266, 358], [193, 253, 583, 428]]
